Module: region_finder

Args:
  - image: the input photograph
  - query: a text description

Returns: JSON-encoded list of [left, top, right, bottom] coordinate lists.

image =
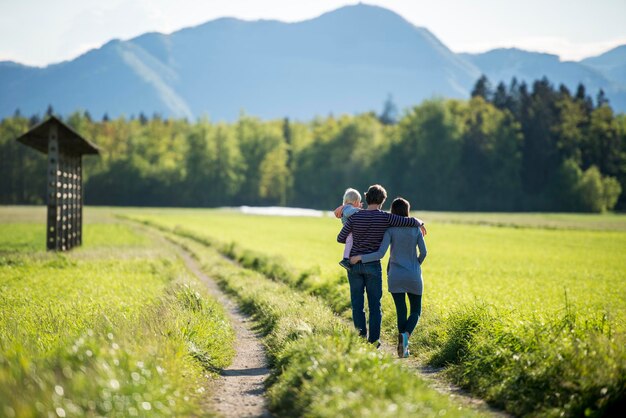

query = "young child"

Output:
[[336, 188, 362, 271]]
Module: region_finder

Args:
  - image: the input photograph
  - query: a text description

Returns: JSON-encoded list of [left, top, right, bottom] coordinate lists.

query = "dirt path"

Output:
[[178, 248, 272, 418], [378, 335, 510, 417]]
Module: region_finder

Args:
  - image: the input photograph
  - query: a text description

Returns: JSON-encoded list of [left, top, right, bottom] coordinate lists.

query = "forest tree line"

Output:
[[1, 76, 625, 212]]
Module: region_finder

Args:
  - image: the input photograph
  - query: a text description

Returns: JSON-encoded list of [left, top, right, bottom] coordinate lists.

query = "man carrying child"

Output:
[[336, 184, 425, 347]]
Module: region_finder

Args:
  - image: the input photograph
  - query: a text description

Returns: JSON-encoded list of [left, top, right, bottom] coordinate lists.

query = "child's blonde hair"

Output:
[[343, 188, 361, 205]]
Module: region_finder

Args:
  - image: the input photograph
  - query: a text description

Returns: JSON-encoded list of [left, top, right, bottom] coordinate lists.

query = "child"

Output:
[[336, 188, 362, 270]]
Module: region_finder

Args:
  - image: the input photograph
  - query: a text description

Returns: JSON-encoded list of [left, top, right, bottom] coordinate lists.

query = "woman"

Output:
[[350, 197, 427, 358]]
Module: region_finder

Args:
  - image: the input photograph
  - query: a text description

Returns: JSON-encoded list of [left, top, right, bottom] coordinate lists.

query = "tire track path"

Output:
[[178, 248, 272, 418]]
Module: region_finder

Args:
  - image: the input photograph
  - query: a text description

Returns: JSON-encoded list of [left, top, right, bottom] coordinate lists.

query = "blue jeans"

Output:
[[347, 261, 383, 343]]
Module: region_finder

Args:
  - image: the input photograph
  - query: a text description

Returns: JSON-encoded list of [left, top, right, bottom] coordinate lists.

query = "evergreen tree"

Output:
[[519, 78, 560, 207], [492, 82, 508, 110], [596, 89, 609, 107], [471, 75, 492, 101], [575, 83, 594, 114], [379, 94, 398, 125], [505, 78, 523, 120], [282, 117, 293, 167], [28, 114, 41, 127]]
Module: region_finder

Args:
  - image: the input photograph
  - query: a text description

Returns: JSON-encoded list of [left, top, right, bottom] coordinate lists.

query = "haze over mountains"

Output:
[[1, 3, 625, 121]]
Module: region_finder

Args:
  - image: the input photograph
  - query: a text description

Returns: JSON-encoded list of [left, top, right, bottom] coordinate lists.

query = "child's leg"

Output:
[[343, 233, 353, 259]]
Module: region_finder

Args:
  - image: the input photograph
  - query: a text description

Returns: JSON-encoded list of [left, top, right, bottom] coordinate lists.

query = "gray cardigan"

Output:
[[360, 227, 427, 295]]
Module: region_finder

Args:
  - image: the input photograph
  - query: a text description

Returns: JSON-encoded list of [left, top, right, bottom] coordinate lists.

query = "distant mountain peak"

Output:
[[329, 1, 404, 14], [583, 44, 626, 63], [470, 47, 560, 60], [314, 2, 415, 26], [0, 60, 26, 67], [1, 3, 625, 120]]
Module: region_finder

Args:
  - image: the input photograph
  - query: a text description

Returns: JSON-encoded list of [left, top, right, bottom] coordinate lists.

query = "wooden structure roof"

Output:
[[16, 116, 100, 155]]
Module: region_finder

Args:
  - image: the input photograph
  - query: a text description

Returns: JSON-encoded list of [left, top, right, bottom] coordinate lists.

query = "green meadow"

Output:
[[2, 205, 625, 417], [125, 208, 626, 323], [0, 207, 234, 417], [123, 207, 626, 417]]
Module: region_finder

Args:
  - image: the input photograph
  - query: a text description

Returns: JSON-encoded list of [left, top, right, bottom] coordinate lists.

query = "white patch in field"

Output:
[[238, 206, 331, 217]]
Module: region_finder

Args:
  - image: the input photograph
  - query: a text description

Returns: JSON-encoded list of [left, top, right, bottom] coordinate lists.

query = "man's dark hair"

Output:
[[390, 197, 410, 217], [365, 184, 387, 205]]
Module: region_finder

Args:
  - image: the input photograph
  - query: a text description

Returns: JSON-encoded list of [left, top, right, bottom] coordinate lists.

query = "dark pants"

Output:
[[391, 292, 422, 335], [347, 261, 383, 343]]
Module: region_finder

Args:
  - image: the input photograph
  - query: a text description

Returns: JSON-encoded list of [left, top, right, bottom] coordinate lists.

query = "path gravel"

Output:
[[378, 334, 511, 417], [178, 249, 272, 418]]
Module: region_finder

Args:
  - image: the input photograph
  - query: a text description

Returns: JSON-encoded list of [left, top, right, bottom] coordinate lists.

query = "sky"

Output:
[[1, 0, 626, 67]]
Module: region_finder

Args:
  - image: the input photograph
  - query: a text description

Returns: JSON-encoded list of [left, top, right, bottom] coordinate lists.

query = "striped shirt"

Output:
[[337, 209, 423, 258]]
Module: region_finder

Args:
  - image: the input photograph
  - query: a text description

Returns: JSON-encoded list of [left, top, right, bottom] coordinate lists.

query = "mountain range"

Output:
[[1, 3, 625, 121]]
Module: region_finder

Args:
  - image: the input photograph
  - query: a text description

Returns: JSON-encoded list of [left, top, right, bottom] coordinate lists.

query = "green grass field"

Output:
[[2, 206, 625, 417], [122, 207, 626, 324], [416, 211, 626, 231], [0, 207, 234, 417], [120, 206, 626, 417]]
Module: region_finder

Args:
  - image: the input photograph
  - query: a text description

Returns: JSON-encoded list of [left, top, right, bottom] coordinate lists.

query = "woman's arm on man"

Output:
[[350, 230, 391, 264]]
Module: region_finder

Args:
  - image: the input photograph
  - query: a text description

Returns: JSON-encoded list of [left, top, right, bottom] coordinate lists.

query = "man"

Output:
[[337, 184, 425, 346]]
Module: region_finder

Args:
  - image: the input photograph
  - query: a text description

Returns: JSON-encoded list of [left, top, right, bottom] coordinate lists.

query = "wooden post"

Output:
[[77, 157, 83, 246], [70, 155, 79, 249], [61, 154, 68, 251], [70, 156, 77, 249], [47, 124, 59, 251]]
